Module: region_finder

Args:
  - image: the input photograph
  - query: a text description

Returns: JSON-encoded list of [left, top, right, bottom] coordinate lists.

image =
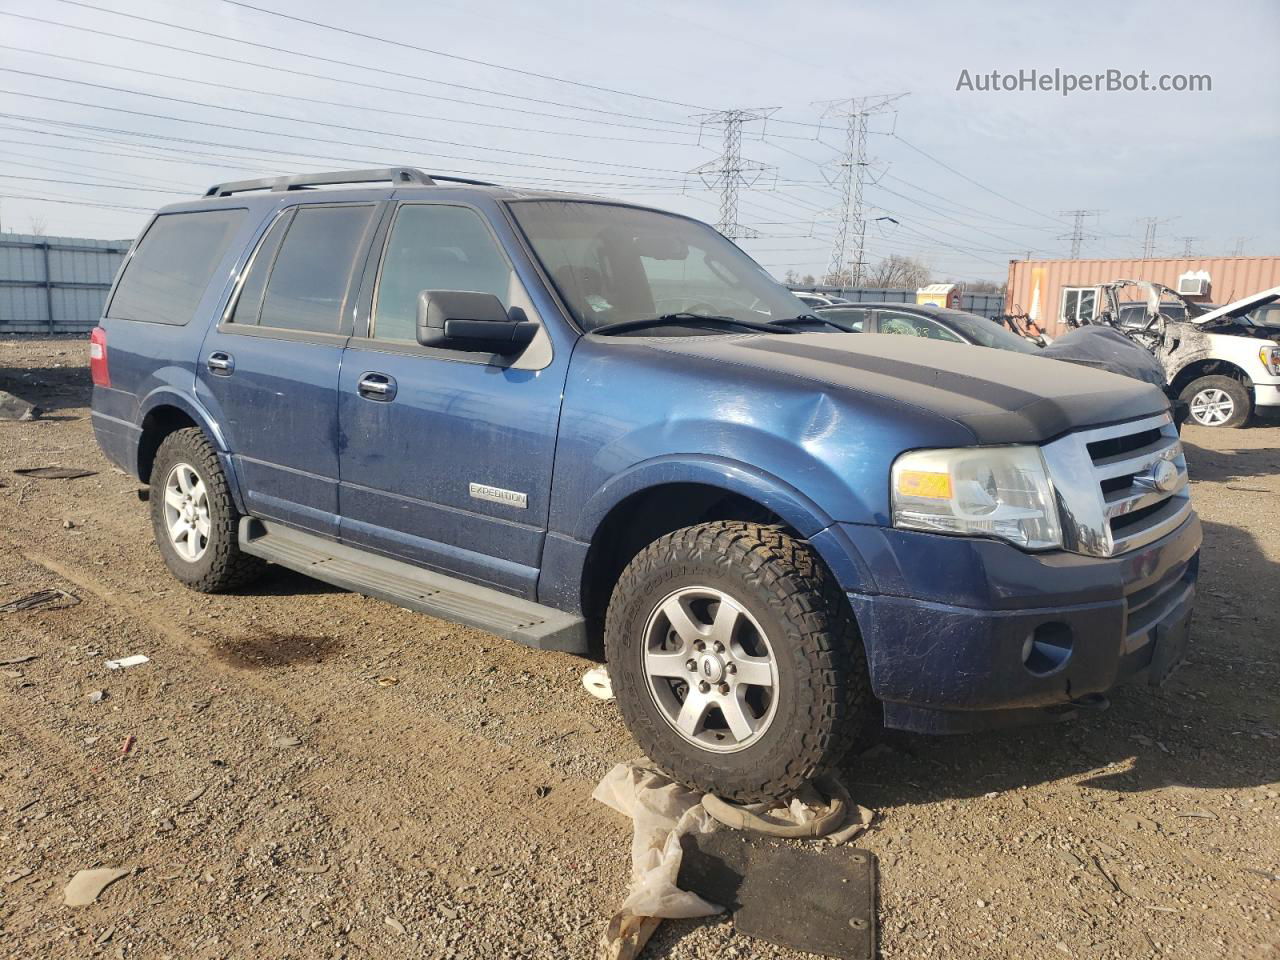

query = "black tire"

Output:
[[1179, 375, 1251, 429], [149, 427, 266, 592], [604, 521, 873, 802]]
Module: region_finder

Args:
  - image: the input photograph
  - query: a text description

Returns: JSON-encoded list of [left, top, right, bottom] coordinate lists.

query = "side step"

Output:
[[238, 519, 588, 654]]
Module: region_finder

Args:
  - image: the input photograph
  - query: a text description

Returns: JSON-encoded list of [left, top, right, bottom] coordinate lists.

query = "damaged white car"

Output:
[[1095, 282, 1280, 428]]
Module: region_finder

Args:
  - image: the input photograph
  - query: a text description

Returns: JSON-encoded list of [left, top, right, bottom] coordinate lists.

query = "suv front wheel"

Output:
[[604, 521, 872, 802], [149, 428, 265, 592]]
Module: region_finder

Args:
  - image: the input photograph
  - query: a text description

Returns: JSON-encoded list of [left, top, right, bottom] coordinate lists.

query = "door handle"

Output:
[[207, 351, 234, 375], [357, 372, 397, 401]]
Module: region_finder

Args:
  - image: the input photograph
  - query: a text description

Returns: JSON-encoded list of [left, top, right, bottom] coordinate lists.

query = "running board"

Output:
[[238, 519, 587, 654]]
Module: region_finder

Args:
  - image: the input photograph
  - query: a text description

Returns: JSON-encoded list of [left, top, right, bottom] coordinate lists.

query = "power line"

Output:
[[0, 11, 702, 137], [221, 0, 708, 111], [0, 44, 702, 147], [0, 80, 699, 179], [689, 109, 777, 239], [892, 133, 1066, 227], [40, 1, 702, 130]]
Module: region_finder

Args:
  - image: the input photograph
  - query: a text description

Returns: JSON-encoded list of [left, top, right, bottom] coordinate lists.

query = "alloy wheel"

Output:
[[162, 462, 211, 562], [642, 586, 779, 753]]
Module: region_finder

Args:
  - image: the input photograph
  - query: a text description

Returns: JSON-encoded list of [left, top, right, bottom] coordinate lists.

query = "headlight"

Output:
[[891, 446, 1062, 550], [1260, 345, 1280, 377]]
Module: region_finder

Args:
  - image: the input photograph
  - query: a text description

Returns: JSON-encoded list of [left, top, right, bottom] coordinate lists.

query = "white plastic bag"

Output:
[[593, 760, 722, 959]]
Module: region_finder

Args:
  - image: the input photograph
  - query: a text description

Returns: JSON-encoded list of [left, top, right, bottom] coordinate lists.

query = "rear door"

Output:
[[196, 201, 378, 538], [337, 200, 569, 597]]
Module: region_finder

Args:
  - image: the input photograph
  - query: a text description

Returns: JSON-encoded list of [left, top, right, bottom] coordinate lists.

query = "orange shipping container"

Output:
[[1005, 256, 1280, 337]]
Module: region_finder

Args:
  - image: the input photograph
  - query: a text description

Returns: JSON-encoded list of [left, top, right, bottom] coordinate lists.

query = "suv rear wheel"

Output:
[[1180, 375, 1250, 428], [149, 428, 265, 592], [604, 521, 872, 802]]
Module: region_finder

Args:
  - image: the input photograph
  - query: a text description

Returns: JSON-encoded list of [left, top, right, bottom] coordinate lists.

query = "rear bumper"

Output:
[[91, 409, 141, 478], [843, 514, 1201, 734]]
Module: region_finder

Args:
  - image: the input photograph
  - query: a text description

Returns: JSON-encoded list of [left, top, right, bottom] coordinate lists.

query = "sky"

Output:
[[0, 0, 1276, 283]]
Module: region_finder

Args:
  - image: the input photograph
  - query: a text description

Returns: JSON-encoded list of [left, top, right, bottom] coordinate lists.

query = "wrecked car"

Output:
[[90, 168, 1201, 802], [1093, 281, 1280, 428], [809, 302, 1176, 406]]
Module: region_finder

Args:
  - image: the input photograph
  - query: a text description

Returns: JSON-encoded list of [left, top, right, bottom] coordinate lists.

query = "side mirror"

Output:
[[415, 290, 539, 355]]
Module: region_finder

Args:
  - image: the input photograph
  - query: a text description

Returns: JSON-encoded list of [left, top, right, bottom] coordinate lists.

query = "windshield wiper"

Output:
[[591, 313, 797, 337], [770, 314, 850, 332]]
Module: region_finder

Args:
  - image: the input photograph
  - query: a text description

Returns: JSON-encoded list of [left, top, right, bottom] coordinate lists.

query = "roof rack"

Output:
[[203, 167, 497, 197]]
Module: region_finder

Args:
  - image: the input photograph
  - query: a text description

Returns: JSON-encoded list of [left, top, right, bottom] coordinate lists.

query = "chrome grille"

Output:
[[1042, 412, 1192, 558]]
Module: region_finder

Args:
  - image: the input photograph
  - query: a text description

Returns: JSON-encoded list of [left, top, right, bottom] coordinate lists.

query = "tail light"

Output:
[[89, 327, 110, 388]]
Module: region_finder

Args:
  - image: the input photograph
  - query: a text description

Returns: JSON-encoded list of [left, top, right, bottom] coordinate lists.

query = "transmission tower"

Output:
[[1136, 216, 1175, 259], [813, 94, 906, 287], [1059, 209, 1102, 259], [689, 108, 777, 239], [1229, 235, 1252, 256], [1175, 235, 1200, 257]]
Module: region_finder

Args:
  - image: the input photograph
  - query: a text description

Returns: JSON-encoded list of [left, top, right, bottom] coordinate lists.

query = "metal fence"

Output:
[[795, 286, 1007, 320], [0, 233, 129, 334]]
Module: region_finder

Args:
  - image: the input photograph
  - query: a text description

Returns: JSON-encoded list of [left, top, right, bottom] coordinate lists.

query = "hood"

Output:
[[647, 332, 1169, 444], [1192, 285, 1280, 326]]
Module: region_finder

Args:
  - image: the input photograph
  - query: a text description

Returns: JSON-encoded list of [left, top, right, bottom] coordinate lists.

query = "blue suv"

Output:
[[90, 168, 1201, 801]]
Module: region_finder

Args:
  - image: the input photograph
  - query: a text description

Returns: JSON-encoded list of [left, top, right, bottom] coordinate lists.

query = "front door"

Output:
[[197, 201, 377, 538], [337, 201, 568, 598]]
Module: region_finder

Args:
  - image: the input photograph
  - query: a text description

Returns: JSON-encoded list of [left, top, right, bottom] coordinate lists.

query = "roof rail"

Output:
[[203, 167, 497, 197]]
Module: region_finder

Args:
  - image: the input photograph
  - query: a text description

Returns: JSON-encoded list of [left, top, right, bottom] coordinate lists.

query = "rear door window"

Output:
[[107, 208, 245, 325], [229, 211, 292, 326], [255, 204, 374, 334], [878, 310, 964, 342]]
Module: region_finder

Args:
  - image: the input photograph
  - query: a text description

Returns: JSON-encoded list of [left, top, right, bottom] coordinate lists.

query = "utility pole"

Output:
[[1175, 235, 1200, 257], [1059, 209, 1102, 259], [1136, 216, 1174, 259], [689, 108, 777, 240], [813, 94, 906, 288]]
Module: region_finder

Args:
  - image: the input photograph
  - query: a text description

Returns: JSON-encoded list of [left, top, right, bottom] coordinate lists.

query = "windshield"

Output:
[[508, 200, 808, 332], [931, 308, 1041, 354]]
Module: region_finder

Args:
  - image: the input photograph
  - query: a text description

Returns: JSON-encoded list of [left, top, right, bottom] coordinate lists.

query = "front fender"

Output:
[[569, 454, 877, 595], [572, 453, 835, 541]]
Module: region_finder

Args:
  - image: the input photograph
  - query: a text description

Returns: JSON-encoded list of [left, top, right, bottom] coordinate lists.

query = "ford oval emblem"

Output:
[[1152, 459, 1179, 493]]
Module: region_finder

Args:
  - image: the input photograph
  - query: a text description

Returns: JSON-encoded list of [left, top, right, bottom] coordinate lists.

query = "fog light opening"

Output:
[[1023, 622, 1073, 676]]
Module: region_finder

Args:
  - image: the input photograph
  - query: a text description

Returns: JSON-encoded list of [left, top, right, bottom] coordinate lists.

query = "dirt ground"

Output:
[[0, 336, 1277, 960]]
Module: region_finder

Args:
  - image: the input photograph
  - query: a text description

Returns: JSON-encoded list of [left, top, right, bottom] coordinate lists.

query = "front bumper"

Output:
[[843, 514, 1201, 734], [1253, 382, 1280, 409]]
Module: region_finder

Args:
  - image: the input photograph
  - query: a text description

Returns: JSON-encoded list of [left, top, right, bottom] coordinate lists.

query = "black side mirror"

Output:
[[415, 290, 539, 355]]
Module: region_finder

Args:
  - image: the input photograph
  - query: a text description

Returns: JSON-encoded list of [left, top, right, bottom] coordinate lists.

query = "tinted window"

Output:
[[931, 308, 1040, 354], [373, 204, 514, 342], [229, 211, 292, 326], [878, 310, 964, 342], [816, 307, 865, 332], [258, 204, 373, 334], [107, 209, 245, 325]]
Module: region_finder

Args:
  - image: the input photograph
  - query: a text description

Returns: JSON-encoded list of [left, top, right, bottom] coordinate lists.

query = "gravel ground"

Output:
[[1, 336, 1277, 960]]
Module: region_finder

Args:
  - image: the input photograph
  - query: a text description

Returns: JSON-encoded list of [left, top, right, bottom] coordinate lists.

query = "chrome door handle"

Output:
[[357, 372, 396, 401], [207, 351, 234, 375]]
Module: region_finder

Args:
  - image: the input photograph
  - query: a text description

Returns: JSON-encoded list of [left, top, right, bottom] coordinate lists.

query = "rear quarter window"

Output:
[[107, 209, 246, 325]]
